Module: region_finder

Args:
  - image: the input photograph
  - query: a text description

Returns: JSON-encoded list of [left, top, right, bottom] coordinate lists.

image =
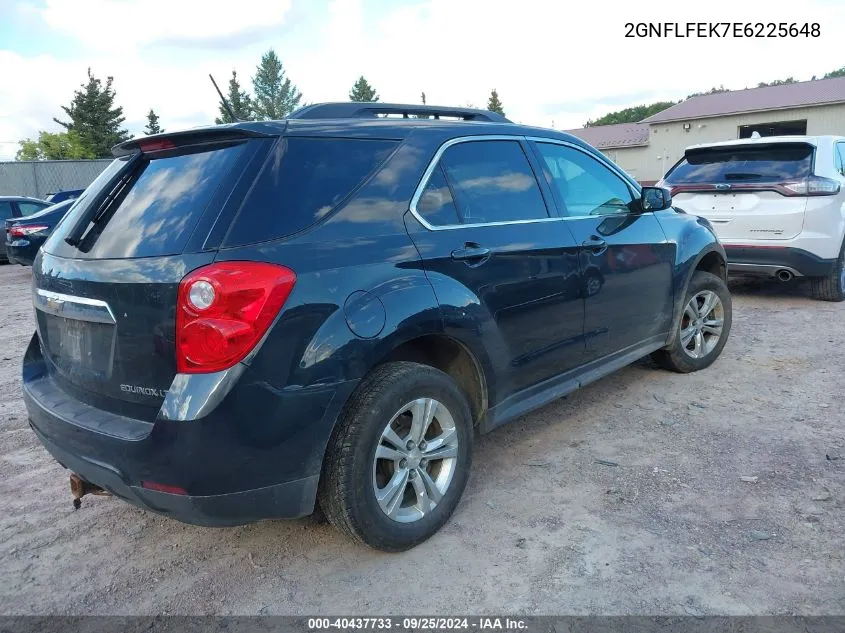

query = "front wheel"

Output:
[[652, 271, 732, 373], [319, 362, 473, 551]]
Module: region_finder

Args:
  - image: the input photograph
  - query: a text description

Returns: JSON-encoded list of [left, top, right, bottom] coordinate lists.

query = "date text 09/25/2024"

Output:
[[308, 618, 527, 631], [625, 22, 820, 38]]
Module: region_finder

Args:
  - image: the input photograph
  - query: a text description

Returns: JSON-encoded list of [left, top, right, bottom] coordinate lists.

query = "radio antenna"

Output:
[[209, 73, 239, 122]]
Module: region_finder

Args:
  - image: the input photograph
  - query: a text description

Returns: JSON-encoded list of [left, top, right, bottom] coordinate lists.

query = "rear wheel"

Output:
[[810, 242, 845, 302], [319, 362, 473, 551], [652, 271, 732, 373]]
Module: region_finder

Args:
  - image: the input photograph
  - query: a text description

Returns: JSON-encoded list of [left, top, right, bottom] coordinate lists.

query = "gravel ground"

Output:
[[0, 264, 842, 616]]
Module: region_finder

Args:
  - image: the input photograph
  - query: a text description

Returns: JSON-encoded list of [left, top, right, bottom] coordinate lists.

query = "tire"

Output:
[[810, 241, 845, 302], [318, 361, 473, 552], [651, 271, 732, 373]]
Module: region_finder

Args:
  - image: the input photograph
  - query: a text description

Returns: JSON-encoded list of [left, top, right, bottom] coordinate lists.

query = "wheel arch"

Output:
[[374, 333, 489, 425], [666, 245, 727, 346]]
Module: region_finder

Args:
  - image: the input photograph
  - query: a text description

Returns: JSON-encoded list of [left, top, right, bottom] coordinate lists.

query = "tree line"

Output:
[[584, 66, 845, 127], [16, 48, 508, 161]]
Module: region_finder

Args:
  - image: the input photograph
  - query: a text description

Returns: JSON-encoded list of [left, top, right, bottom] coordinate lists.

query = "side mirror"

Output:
[[641, 186, 672, 212]]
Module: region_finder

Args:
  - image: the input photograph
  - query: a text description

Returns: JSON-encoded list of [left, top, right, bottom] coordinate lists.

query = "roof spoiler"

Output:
[[111, 125, 277, 157], [288, 102, 511, 123]]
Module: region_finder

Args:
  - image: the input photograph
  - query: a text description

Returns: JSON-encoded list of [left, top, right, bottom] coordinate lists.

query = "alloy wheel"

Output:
[[680, 290, 724, 359], [372, 398, 459, 523]]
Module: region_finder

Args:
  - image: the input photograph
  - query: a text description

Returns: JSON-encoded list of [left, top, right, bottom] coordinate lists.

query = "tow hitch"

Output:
[[70, 473, 109, 509]]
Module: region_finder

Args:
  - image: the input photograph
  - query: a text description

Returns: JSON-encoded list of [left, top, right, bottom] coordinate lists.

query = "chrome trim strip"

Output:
[[408, 134, 645, 231], [34, 288, 117, 324]]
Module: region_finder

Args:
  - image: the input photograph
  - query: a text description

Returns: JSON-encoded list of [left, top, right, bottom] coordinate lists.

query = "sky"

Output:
[[1, 0, 843, 159]]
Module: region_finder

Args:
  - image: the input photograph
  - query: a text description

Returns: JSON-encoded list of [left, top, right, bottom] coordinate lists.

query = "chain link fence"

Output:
[[0, 160, 112, 200]]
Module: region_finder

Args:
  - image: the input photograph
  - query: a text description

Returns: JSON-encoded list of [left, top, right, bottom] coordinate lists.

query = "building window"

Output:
[[738, 120, 807, 138]]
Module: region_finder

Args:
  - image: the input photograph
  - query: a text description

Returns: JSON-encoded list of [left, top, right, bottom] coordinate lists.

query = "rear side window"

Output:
[[48, 144, 247, 259], [18, 202, 47, 216], [664, 143, 814, 184], [438, 140, 548, 224], [224, 137, 398, 247], [0, 202, 12, 221], [416, 165, 460, 226]]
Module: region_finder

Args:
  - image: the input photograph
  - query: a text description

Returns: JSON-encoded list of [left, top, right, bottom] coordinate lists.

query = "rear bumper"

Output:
[[30, 422, 318, 526], [725, 245, 837, 278], [23, 333, 356, 526], [6, 242, 36, 266]]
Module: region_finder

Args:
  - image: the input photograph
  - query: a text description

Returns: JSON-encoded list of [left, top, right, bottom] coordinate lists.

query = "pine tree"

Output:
[[215, 70, 254, 124], [348, 76, 379, 102], [486, 89, 505, 116], [252, 50, 302, 120], [144, 109, 163, 135], [53, 68, 130, 158]]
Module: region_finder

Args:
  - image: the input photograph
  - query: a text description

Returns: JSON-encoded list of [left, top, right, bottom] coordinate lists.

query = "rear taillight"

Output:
[[176, 262, 296, 374], [781, 176, 841, 196], [9, 224, 49, 238], [666, 176, 841, 197]]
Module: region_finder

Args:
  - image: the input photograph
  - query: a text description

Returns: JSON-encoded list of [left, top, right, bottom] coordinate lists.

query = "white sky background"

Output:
[[0, 0, 843, 159]]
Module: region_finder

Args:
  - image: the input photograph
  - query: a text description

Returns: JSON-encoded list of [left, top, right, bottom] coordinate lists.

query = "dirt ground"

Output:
[[0, 264, 842, 616]]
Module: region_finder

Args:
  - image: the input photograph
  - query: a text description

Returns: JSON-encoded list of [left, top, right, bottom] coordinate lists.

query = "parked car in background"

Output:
[[659, 135, 845, 301], [23, 103, 731, 551], [0, 196, 52, 263], [44, 189, 85, 204], [5, 199, 75, 266]]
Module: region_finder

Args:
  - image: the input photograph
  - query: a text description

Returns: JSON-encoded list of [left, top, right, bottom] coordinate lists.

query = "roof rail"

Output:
[[288, 102, 511, 123]]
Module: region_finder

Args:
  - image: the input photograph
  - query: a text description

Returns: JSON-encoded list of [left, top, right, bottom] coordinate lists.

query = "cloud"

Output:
[[37, 0, 293, 50], [2, 0, 844, 160]]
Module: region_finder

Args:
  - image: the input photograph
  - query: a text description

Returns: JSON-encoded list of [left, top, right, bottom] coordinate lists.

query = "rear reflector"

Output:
[[9, 225, 49, 238], [141, 481, 188, 495], [176, 261, 296, 374]]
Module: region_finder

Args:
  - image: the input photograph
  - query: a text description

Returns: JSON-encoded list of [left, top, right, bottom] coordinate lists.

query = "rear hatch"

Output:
[[661, 142, 815, 241], [33, 130, 273, 420]]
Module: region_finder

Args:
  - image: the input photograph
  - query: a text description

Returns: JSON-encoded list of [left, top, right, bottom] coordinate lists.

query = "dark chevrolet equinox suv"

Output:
[[24, 103, 732, 551]]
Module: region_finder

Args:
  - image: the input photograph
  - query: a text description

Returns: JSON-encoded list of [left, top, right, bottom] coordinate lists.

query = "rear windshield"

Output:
[[223, 137, 398, 247], [47, 143, 247, 259], [664, 143, 814, 184]]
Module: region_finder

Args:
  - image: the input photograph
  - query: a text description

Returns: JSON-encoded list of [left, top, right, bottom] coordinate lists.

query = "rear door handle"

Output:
[[581, 237, 607, 254], [451, 244, 491, 262]]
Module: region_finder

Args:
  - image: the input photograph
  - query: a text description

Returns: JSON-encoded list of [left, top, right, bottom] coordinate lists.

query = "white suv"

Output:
[[658, 135, 845, 301]]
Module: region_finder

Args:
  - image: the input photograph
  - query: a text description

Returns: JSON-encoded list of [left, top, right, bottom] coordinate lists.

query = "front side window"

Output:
[[436, 140, 548, 224], [535, 142, 635, 217]]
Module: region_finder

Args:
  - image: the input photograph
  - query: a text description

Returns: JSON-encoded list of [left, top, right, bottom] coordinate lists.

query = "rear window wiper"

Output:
[[64, 152, 142, 247], [723, 172, 763, 180]]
